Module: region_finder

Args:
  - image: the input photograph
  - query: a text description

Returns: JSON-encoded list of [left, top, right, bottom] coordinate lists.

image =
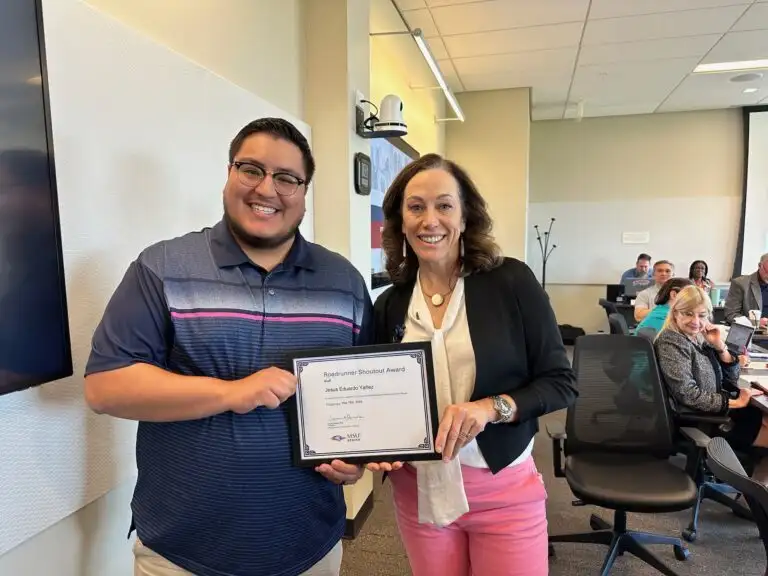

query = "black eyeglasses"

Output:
[[231, 161, 305, 196]]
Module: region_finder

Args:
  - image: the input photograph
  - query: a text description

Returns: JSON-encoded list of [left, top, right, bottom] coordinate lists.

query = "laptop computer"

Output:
[[725, 322, 755, 355], [622, 277, 653, 298]]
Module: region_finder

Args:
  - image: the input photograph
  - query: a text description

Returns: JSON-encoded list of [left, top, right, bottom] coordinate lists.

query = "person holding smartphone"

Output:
[[655, 286, 768, 483]]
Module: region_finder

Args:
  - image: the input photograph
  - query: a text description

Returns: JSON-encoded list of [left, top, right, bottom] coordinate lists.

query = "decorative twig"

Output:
[[534, 218, 556, 289]]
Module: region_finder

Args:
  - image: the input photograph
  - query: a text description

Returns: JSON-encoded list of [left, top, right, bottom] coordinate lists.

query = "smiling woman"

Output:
[[373, 153, 577, 576]]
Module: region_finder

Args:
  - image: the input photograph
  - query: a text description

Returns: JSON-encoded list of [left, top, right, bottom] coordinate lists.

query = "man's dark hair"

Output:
[[228, 118, 315, 185], [637, 253, 652, 263]]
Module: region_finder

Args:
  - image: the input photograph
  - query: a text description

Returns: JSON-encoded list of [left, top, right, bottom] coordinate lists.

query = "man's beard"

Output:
[[224, 204, 304, 250]]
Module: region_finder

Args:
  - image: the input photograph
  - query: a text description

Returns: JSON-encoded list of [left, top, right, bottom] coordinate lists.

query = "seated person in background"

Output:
[[620, 253, 652, 283], [725, 252, 768, 327], [636, 277, 692, 333], [634, 260, 674, 322], [689, 260, 713, 294], [655, 286, 768, 483]]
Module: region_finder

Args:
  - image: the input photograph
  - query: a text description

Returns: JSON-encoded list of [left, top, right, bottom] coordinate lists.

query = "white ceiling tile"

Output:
[[437, 59, 464, 91], [429, 0, 589, 36], [579, 34, 720, 66], [427, 37, 449, 60], [702, 29, 768, 63], [402, 8, 440, 36], [394, 0, 427, 9], [732, 3, 768, 30], [459, 67, 571, 94], [658, 68, 768, 110], [570, 57, 700, 106], [426, 0, 488, 6], [590, 0, 752, 20], [452, 47, 576, 76], [532, 105, 567, 120], [443, 22, 583, 59], [531, 80, 571, 105], [583, 6, 746, 45], [564, 102, 659, 118]]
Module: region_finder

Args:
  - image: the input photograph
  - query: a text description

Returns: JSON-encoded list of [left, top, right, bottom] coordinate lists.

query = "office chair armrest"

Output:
[[546, 422, 566, 478], [680, 426, 713, 449], [675, 410, 731, 427], [546, 421, 566, 439]]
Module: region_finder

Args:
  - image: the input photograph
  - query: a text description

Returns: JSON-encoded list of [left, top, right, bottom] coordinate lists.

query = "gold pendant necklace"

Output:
[[422, 274, 458, 307]]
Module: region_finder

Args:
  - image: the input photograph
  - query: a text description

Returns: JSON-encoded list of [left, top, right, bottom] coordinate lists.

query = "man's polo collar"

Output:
[[209, 219, 315, 271]]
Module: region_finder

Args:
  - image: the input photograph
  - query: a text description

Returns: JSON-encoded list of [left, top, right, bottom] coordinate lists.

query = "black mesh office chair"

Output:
[[549, 335, 697, 576], [608, 312, 629, 335], [707, 437, 768, 575], [599, 298, 619, 318], [668, 400, 753, 542], [636, 326, 657, 342]]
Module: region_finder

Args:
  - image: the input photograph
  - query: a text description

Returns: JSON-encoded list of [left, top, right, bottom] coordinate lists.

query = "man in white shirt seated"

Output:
[[634, 260, 674, 322]]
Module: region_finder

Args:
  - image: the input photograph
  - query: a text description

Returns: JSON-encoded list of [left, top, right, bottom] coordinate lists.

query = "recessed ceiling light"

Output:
[[744, 88, 759, 94], [694, 59, 768, 74], [731, 72, 763, 83]]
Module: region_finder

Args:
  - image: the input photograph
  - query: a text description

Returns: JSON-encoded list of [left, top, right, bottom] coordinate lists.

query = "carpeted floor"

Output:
[[340, 409, 765, 575]]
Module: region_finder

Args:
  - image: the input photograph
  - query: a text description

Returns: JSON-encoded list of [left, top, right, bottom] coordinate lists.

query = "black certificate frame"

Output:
[[288, 342, 441, 466]]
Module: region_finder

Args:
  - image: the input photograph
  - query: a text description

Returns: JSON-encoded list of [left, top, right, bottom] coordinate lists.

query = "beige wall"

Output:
[[86, 0, 305, 118], [303, 0, 375, 518], [446, 89, 531, 260], [531, 109, 743, 202], [530, 109, 744, 333]]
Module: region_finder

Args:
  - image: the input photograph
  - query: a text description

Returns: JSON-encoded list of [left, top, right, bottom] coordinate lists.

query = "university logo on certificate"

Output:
[[288, 342, 441, 466]]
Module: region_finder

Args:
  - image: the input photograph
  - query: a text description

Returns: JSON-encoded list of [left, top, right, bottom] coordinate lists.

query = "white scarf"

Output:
[[402, 273, 472, 527]]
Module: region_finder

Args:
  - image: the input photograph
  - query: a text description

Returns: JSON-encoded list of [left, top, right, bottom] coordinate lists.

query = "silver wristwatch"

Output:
[[491, 395, 514, 424]]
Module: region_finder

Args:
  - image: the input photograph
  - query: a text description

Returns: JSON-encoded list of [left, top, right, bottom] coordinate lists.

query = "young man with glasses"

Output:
[[84, 118, 395, 576]]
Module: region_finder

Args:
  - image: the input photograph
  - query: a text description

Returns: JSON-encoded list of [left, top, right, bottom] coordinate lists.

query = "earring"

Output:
[[402, 239, 407, 258], [460, 236, 465, 258]]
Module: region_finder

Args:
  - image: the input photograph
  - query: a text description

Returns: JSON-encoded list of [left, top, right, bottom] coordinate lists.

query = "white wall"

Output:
[[85, 0, 304, 119], [0, 1, 309, 573], [530, 109, 744, 333]]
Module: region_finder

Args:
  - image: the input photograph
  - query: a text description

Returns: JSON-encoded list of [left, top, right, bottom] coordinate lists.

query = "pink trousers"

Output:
[[388, 456, 549, 576]]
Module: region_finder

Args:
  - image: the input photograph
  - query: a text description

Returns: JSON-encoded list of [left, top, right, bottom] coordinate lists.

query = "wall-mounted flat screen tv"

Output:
[[0, 0, 72, 396], [370, 137, 419, 290]]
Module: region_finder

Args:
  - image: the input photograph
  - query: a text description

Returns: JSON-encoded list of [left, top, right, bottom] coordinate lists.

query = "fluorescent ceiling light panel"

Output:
[[412, 29, 465, 122], [694, 59, 768, 73]]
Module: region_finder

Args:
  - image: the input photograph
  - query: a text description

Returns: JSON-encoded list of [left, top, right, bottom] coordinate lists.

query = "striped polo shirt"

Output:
[[86, 220, 373, 576]]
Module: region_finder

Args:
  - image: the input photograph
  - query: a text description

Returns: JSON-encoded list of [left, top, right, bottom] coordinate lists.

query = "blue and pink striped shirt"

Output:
[[86, 220, 373, 576]]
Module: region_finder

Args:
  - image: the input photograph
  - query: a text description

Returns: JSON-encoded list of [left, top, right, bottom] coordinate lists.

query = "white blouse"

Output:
[[401, 272, 533, 526]]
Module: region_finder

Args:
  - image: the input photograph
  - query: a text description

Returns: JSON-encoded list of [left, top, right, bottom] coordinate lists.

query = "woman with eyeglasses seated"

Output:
[[655, 285, 768, 482], [689, 260, 713, 293], [636, 277, 692, 334]]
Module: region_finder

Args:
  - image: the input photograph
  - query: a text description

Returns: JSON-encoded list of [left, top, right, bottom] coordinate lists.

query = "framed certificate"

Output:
[[288, 342, 440, 466]]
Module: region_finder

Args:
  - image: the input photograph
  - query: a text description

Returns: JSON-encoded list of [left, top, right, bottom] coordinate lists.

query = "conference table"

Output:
[[740, 361, 768, 413]]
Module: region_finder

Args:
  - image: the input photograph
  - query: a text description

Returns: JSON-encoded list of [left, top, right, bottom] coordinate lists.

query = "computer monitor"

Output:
[[622, 277, 653, 298], [606, 284, 625, 302]]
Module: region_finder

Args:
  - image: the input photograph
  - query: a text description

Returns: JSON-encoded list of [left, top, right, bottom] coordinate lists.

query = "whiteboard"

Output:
[[0, 0, 312, 557], [526, 197, 741, 285]]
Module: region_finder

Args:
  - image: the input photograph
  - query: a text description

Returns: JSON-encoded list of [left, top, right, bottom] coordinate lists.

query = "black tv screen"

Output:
[[0, 0, 72, 395]]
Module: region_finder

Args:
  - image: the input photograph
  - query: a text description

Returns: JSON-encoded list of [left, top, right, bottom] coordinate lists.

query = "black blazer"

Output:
[[374, 257, 577, 473]]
